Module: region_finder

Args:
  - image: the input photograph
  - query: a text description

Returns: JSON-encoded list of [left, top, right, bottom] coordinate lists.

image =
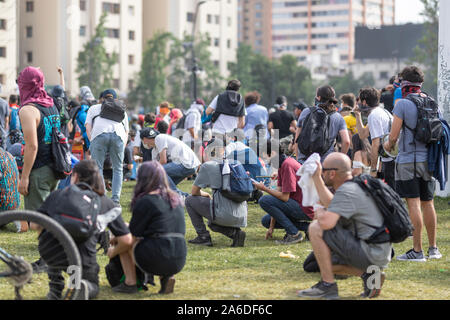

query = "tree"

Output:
[[410, 0, 439, 97], [76, 13, 117, 98], [328, 71, 375, 97], [128, 31, 174, 112]]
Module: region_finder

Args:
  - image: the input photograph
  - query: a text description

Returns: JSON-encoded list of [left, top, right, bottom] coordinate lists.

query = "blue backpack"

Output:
[[9, 107, 20, 131], [220, 160, 254, 203]]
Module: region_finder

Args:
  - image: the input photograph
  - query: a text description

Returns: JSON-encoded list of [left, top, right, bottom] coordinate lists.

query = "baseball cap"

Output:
[[294, 101, 308, 111], [140, 128, 159, 140]]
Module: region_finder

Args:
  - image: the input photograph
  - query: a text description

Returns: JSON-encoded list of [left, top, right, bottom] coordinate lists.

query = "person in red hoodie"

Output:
[[253, 136, 314, 245]]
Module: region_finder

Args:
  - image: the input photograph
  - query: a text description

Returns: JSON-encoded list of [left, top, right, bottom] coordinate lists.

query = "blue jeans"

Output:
[[163, 162, 196, 197], [259, 195, 311, 235], [90, 132, 125, 203]]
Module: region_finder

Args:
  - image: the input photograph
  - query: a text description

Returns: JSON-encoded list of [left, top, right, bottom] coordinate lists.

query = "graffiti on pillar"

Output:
[[438, 45, 450, 118]]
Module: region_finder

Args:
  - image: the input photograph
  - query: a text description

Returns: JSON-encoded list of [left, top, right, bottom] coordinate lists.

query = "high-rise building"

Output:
[[142, 0, 238, 79], [18, 0, 143, 96], [0, 0, 18, 98], [239, 0, 395, 71]]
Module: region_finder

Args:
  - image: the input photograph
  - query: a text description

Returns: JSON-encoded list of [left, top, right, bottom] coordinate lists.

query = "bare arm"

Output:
[[238, 116, 245, 129], [107, 233, 133, 259], [18, 106, 40, 195], [191, 185, 211, 198], [159, 149, 168, 165], [354, 112, 370, 140], [205, 107, 214, 116], [57, 67, 65, 90], [315, 208, 340, 230], [254, 182, 290, 202], [339, 129, 350, 154], [384, 115, 403, 152], [370, 137, 381, 175], [289, 120, 297, 134], [311, 161, 334, 208]]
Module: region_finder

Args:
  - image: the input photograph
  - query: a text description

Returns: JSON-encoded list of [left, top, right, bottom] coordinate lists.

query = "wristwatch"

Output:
[[371, 169, 378, 173]]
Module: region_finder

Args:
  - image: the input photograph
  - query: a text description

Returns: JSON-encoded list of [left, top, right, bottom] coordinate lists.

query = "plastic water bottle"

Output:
[[222, 159, 231, 191]]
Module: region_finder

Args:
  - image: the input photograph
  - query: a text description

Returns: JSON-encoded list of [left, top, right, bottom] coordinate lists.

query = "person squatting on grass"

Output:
[[38, 160, 134, 300], [297, 153, 392, 300], [123, 161, 187, 295]]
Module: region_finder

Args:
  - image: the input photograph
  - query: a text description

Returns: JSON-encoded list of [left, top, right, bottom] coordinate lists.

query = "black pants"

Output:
[[378, 160, 395, 190]]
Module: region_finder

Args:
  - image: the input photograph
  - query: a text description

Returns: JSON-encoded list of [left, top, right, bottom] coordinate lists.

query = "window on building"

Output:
[[79, 0, 87, 11], [0, 47, 6, 58], [113, 79, 120, 89], [187, 12, 194, 22], [79, 25, 86, 36], [129, 30, 135, 40], [227, 39, 231, 49], [207, 14, 212, 23], [215, 15, 220, 24], [26, 1, 34, 12], [227, 17, 232, 27], [26, 26, 33, 38], [0, 74, 4, 85], [106, 28, 120, 38], [128, 5, 135, 15], [128, 55, 134, 65], [380, 71, 389, 79], [213, 60, 219, 68], [128, 79, 134, 90], [102, 2, 120, 14], [214, 38, 220, 47], [255, 12, 262, 18], [0, 19, 6, 30], [255, 2, 262, 10], [26, 51, 33, 63]]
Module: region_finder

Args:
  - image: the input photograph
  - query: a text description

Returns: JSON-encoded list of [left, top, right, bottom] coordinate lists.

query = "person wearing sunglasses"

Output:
[[297, 152, 391, 300]]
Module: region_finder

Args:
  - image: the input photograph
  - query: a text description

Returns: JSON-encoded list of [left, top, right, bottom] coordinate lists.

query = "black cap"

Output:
[[140, 128, 159, 139], [294, 101, 308, 110]]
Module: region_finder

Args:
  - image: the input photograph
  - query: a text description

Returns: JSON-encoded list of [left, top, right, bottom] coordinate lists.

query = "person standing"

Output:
[[384, 66, 442, 261], [85, 89, 129, 205], [243, 91, 269, 140], [268, 96, 296, 140]]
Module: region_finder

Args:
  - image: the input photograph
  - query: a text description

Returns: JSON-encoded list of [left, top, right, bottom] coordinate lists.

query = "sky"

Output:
[[395, 0, 426, 24]]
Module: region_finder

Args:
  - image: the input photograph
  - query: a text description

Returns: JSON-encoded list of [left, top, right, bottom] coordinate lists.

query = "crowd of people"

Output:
[[0, 64, 448, 300]]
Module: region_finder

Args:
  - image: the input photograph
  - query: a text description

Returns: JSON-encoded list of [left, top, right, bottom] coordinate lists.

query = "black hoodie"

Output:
[[213, 90, 245, 121]]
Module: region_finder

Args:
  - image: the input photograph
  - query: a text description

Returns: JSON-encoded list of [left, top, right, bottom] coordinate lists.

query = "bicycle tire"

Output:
[[0, 210, 82, 300]]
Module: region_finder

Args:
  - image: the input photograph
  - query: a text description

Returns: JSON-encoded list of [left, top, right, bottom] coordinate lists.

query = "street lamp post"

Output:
[[191, 0, 207, 101]]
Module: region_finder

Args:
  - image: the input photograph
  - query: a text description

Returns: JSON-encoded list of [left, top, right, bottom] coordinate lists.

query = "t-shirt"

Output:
[[328, 182, 392, 268], [182, 109, 202, 144], [368, 106, 393, 163], [268, 109, 295, 139], [85, 104, 129, 145], [344, 115, 357, 135], [393, 99, 428, 164], [297, 107, 347, 161], [244, 104, 269, 139], [209, 95, 247, 135], [38, 191, 130, 284], [154, 134, 201, 169], [277, 157, 314, 219]]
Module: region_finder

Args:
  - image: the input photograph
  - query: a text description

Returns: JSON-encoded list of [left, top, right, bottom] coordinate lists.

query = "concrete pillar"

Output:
[[436, 0, 450, 197]]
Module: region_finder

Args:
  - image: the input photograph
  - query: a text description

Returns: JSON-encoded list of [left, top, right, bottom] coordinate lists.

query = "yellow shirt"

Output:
[[344, 115, 357, 135]]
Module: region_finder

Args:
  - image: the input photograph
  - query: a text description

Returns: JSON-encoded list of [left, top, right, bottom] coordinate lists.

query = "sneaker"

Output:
[[112, 282, 139, 294], [396, 249, 427, 262], [361, 271, 385, 299], [427, 247, 442, 260], [297, 281, 339, 300], [231, 230, 246, 247], [188, 235, 213, 247], [31, 258, 48, 274], [75, 280, 89, 300], [275, 232, 304, 245]]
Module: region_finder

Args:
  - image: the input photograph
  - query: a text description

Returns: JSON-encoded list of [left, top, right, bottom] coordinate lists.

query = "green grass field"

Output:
[[0, 180, 449, 300]]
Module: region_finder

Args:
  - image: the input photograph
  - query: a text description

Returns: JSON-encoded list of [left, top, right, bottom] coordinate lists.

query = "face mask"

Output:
[[314, 98, 320, 106], [142, 143, 150, 150]]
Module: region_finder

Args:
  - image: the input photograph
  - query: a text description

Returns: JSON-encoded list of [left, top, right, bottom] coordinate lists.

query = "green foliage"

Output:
[[128, 31, 175, 112], [76, 13, 118, 98], [328, 71, 375, 98], [228, 45, 315, 108], [410, 0, 439, 97]]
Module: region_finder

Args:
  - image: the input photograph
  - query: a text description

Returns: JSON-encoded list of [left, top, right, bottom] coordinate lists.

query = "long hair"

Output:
[[131, 161, 182, 210], [316, 85, 338, 113], [72, 160, 105, 196]]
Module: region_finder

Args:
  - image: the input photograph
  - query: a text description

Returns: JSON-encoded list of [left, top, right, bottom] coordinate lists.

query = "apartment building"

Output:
[[0, 0, 18, 98], [239, 0, 395, 70], [142, 0, 238, 78], [18, 0, 142, 96]]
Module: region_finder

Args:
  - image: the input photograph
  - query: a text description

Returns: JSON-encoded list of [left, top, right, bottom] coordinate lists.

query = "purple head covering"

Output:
[[17, 67, 54, 108]]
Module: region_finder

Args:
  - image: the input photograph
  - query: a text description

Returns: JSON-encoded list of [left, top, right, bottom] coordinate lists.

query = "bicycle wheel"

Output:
[[0, 210, 82, 300]]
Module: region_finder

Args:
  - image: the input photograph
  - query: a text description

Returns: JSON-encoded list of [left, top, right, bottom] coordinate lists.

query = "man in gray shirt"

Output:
[[384, 65, 442, 262], [297, 153, 391, 300], [185, 141, 247, 247]]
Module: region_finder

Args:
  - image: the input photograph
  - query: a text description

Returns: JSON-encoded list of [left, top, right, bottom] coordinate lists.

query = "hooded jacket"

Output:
[[213, 90, 245, 121]]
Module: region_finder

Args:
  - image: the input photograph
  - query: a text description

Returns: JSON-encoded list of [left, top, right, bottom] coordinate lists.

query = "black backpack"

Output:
[[405, 93, 443, 145], [47, 183, 102, 243], [297, 107, 336, 157], [100, 97, 126, 123], [351, 175, 414, 244], [51, 127, 73, 180], [176, 114, 187, 131]]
